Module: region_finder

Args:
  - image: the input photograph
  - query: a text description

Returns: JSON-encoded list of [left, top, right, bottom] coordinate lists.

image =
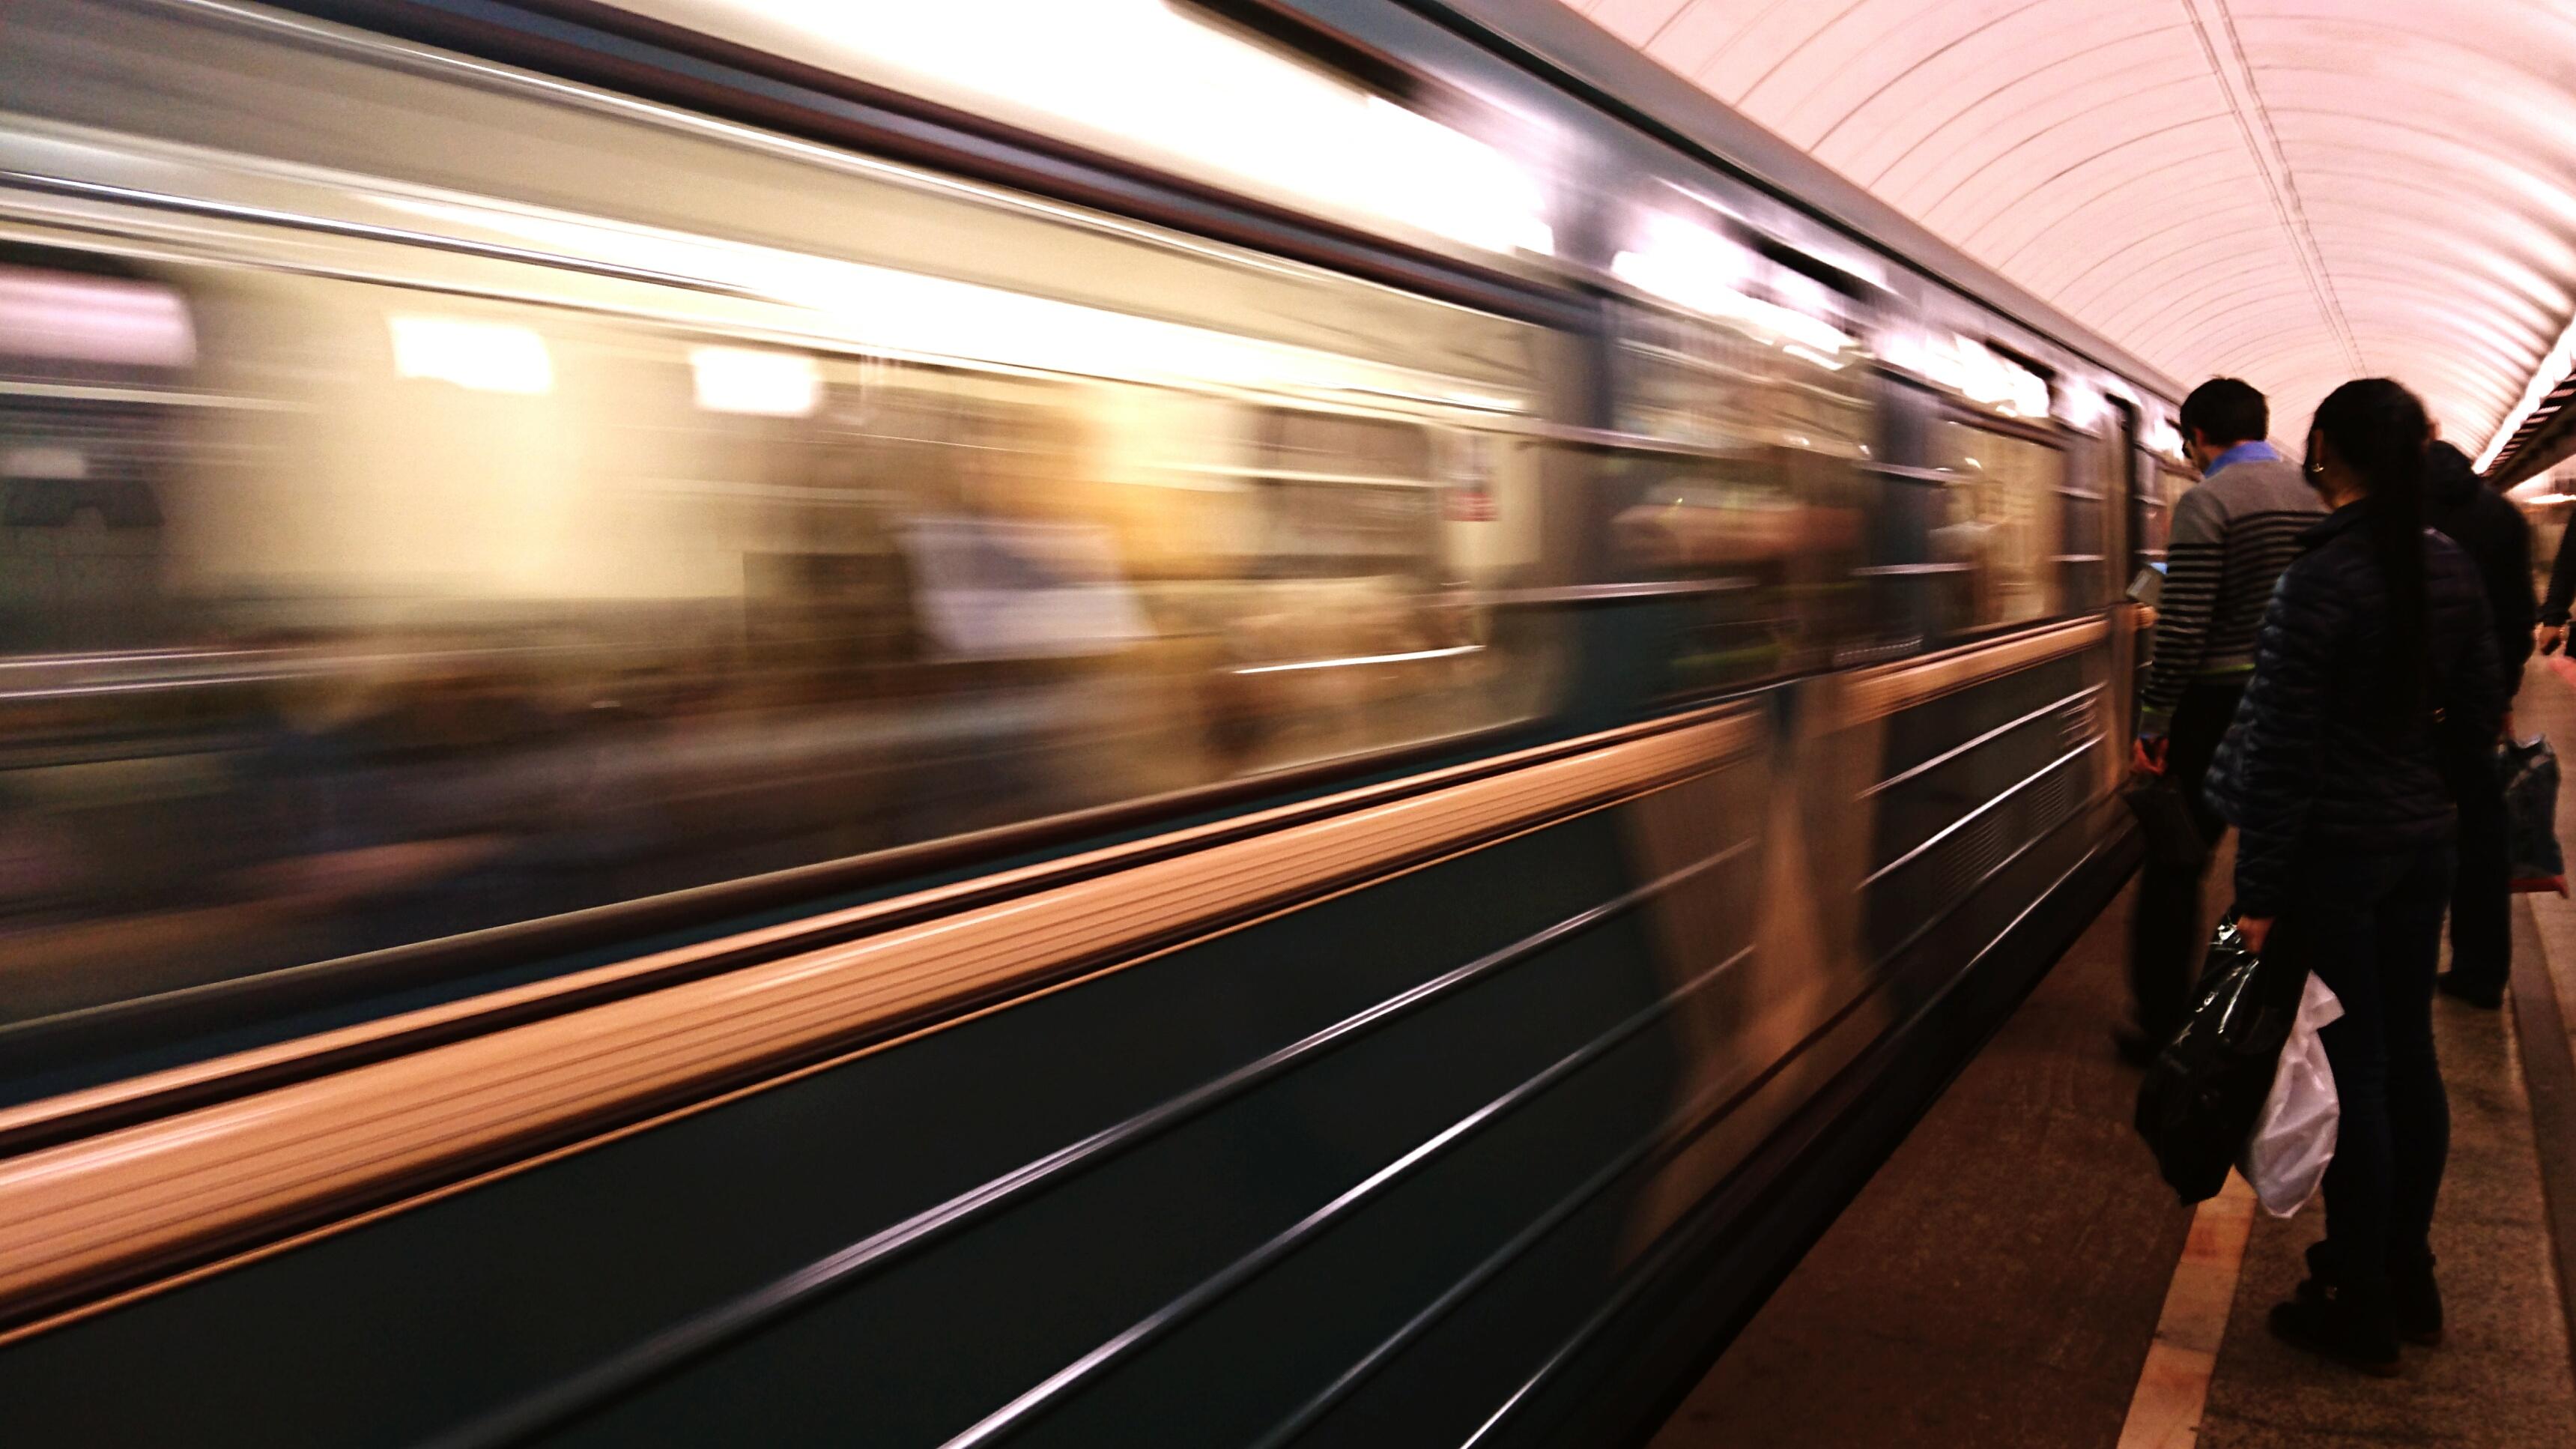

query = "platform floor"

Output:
[[1652, 669, 2576, 1449]]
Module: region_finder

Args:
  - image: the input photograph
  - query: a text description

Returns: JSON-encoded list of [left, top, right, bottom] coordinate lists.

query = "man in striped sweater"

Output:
[[2121, 378, 2326, 1063]]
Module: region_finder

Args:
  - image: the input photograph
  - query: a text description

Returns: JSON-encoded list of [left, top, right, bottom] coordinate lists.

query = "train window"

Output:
[[1605, 301, 1872, 692], [0, 244, 1565, 1026], [2136, 463, 2194, 563], [0, 259, 195, 656], [1928, 418, 2067, 635], [2057, 448, 2112, 613]]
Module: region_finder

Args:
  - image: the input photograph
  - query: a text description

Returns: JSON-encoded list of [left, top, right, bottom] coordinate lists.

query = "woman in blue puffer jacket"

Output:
[[2205, 378, 2505, 1376]]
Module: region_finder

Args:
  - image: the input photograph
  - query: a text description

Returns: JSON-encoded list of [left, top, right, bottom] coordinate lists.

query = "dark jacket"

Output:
[[2206, 503, 2505, 918], [2421, 441, 2534, 695]]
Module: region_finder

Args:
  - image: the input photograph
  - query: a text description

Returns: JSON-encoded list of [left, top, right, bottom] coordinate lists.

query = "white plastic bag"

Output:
[[2239, 972, 2345, 1217]]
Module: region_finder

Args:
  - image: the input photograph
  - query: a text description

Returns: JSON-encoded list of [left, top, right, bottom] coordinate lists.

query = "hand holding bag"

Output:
[[2135, 919, 2311, 1203], [2121, 774, 2209, 872]]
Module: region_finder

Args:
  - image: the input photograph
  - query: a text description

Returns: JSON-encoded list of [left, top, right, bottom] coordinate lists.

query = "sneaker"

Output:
[[2389, 1252, 2443, 1347], [2278, 1242, 2401, 1374], [2437, 972, 2504, 1009], [2270, 1291, 2401, 1376]]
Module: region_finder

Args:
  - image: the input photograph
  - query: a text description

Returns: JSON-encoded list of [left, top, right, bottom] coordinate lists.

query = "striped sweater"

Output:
[[2139, 453, 2324, 730]]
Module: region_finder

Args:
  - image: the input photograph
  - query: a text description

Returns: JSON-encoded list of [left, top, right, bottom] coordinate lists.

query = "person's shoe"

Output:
[[2389, 1252, 2443, 1347], [2270, 1287, 2401, 1376], [2437, 972, 2504, 1009]]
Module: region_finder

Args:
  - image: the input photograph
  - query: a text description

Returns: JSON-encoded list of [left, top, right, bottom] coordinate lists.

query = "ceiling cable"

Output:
[[2183, 0, 2366, 377]]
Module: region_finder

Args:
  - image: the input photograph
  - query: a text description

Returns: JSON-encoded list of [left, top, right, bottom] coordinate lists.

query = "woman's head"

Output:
[[2305, 378, 2429, 506], [2307, 378, 2432, 724]]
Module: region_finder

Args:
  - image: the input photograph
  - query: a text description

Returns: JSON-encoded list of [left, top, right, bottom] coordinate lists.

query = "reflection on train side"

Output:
[[0, 252, 1560, 1017], [0, 225, 2089, 1021], [1604, 298, 1872, 689], [1929, 417, 2066, 635]]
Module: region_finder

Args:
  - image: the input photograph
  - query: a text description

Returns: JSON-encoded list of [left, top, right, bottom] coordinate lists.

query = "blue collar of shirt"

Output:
[[2206, 440, 2282, 474]]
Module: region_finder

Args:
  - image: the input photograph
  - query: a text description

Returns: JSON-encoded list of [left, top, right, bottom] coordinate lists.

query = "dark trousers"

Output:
[[2448, 755, 2511, 993], [2276, 841, 2455, 1299], [2127, 677, 2244, 1036]]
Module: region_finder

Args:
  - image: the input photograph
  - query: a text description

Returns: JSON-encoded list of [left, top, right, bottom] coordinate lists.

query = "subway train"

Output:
[[0, 1, 2198, 1444]]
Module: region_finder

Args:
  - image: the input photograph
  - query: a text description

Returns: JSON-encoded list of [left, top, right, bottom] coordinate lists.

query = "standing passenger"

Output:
[[2536, 500, 2576, 659], [2422, 439, 2534, 1008], [2207, 379, 2505, 1376], [2120, 378, 2325, 1063]]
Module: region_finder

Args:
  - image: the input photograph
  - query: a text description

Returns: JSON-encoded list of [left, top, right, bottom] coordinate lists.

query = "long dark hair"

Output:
[[2306, 378, 2431, 725]]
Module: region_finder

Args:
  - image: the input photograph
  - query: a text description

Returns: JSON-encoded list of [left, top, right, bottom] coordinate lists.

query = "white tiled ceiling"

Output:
[[1566, 0, 2576, 456]]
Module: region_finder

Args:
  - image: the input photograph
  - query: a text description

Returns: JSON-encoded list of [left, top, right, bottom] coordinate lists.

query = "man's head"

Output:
[[2178, 378, 2269, 471]]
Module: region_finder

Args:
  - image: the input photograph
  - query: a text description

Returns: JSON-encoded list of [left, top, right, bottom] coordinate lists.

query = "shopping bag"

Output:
[[2237, 972, 2344, 1217], [2134, 919, 2310, 1204], [2501, 736, 2568, 895]]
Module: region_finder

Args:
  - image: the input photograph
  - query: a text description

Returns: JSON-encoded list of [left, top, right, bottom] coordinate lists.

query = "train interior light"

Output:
[[2053, 379, 2108, 433], [387, 315, 556, 394], [611, 0, 1555, 258], [1876, 329, 2045, 420], [1611, 214, 1852, 357], [383, 194, 1524, 410], [689, 345, 822, 417], [0, 264, 196, 367]]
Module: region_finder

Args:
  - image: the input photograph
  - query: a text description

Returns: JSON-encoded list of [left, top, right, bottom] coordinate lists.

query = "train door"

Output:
[[2110, 396, 2154, 741]]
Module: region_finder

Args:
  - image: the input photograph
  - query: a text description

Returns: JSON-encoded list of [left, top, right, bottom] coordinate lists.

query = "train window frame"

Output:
[[1924, 400, 2079, 647], [1586, 291, 1880, 702], [2136, 462, 2196, 565]]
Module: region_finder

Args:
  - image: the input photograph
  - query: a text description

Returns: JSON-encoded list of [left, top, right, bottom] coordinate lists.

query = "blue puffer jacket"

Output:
[[2206, 501, 2504, 918]]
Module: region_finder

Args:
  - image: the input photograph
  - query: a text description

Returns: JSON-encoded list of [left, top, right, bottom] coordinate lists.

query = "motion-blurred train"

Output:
[[0, 1, 2196, 1444]]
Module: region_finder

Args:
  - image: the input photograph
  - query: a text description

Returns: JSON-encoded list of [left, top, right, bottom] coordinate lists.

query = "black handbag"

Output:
[[2121, 775, 2208, 872], [2134, 919, 2312, 1203]]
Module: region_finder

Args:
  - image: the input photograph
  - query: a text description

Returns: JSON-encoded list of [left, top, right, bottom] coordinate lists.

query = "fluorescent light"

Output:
[[1234, 644, 1483, 675], [1357, 97, 1553, 258], [1885, 330, 2052, 420], [2055, 380, 2107, 432], [0, 264, 195, 367], [373, 198, 1525, 411], [2476, 311, 2576, 472], [1613, 214, 1852, 356], [2009, 371, 2050, 420], [1, 446, 85, 480], [691, 345, 820, 416], [616, 1, 1551, 258], [387, 315, 553, 394]]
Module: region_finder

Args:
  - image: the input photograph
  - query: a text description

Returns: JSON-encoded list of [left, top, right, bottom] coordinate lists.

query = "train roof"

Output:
[[1409, 0, 2186, 404]]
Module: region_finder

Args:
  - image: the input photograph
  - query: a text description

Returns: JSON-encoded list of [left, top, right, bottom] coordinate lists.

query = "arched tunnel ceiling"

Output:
[[1566, 0, 2576, 456]]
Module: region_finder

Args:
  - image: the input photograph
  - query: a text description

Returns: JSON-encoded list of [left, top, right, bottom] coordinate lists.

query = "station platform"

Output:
[[1651, 669, 2576, 1449]]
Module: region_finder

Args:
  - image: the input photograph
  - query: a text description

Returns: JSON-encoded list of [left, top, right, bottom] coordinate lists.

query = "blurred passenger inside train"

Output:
[[2421, 436, 2535, 1009], [2121, 378, 2324, 1062], [2206, 378, 2505, 1376], [0, 243, 1560, 1020]]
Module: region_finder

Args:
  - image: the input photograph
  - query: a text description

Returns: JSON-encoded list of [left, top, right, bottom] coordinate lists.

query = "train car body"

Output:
[[0, 1, 2181, 1443]]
